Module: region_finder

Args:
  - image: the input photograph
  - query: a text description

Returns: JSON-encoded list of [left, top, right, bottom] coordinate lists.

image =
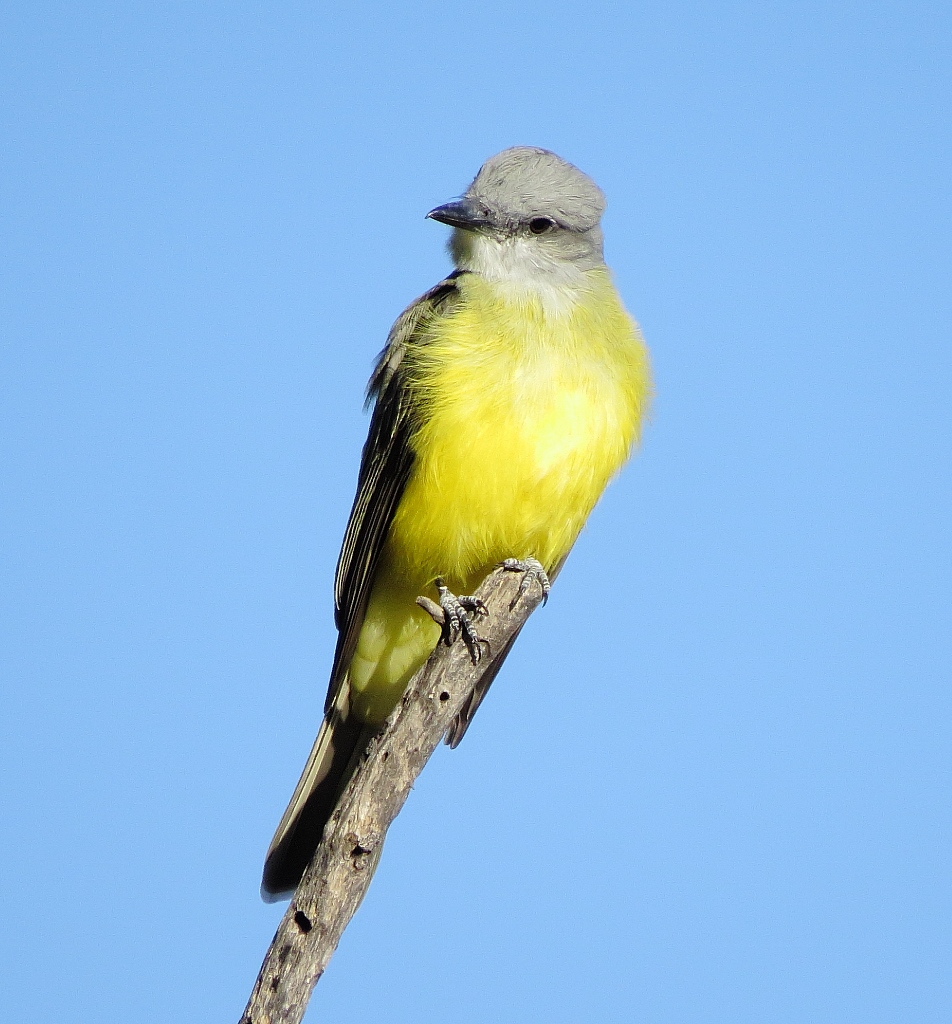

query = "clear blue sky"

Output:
[[2, 3, 949, 1021]]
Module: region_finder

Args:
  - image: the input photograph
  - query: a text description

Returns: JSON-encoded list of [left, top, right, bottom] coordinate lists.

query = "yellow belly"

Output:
[[348, 269, 651, 724]]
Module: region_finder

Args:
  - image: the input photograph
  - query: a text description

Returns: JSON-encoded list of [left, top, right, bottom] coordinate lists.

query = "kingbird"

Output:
[[262, 147, 651, 900]]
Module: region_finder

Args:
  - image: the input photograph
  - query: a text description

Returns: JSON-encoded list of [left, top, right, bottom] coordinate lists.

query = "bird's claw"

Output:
[[433, 578, 488, 664], [499, 557, 551, 609]]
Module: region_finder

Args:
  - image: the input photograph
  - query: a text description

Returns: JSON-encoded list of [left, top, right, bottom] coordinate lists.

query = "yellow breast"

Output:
[[386, 269, 651, 589]]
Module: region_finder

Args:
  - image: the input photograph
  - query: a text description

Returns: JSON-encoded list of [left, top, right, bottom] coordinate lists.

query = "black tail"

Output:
[[261, 701, 376, 901]]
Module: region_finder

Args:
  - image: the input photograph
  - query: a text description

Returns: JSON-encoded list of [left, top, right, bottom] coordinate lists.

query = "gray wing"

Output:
[[325, 272, 464, 713]]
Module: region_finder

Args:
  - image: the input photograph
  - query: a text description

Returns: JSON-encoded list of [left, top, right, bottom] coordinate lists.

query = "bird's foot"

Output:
[[416, 578, 488, 664], [499, 557, 551, 610]]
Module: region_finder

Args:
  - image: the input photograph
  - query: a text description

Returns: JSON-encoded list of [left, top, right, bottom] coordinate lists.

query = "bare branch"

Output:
[[240, 566, 544, 1024]]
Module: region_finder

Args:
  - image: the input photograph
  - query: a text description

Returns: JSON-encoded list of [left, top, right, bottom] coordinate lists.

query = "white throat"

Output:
[[454, 234, 589, 317]]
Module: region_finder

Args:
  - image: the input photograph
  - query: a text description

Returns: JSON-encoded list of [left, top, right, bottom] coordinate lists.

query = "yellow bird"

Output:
[[262, 147, 651, 900]]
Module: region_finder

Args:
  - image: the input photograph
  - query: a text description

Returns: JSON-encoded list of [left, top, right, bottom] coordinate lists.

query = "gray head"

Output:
[[427, 147, 607, 274]]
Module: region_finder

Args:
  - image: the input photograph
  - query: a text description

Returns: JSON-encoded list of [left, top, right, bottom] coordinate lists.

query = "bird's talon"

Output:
[[459, 596, 489, 617], [500, 557, 551, 609], [432, 578, 486, 664]]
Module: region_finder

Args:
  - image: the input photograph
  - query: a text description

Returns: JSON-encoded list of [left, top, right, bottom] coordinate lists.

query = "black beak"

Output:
[[426, 197, 491, 231]]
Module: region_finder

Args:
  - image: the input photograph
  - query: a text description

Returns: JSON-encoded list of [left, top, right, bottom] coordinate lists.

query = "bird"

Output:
[[261, 146, 652, 901]]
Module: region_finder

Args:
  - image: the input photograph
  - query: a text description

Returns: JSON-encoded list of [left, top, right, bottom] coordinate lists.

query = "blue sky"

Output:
[[2, 2, 950, 1021]]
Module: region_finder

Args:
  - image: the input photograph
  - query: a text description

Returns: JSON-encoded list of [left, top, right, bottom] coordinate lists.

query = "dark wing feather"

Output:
[[326, 272, 464, 713]]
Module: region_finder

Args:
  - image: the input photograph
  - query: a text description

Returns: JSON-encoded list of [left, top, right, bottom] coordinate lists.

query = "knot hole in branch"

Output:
[[345, 830, 379, 872]]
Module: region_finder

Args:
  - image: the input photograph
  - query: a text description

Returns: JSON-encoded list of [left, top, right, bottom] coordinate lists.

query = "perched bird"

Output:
[[262, 147, 652, 900]]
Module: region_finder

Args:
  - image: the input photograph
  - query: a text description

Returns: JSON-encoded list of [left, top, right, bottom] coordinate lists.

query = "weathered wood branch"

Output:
[[239, 566, 544, 1024]]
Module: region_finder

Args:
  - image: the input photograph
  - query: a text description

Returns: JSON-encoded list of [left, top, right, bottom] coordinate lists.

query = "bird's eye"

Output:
[[528, 217, 555, 235]]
